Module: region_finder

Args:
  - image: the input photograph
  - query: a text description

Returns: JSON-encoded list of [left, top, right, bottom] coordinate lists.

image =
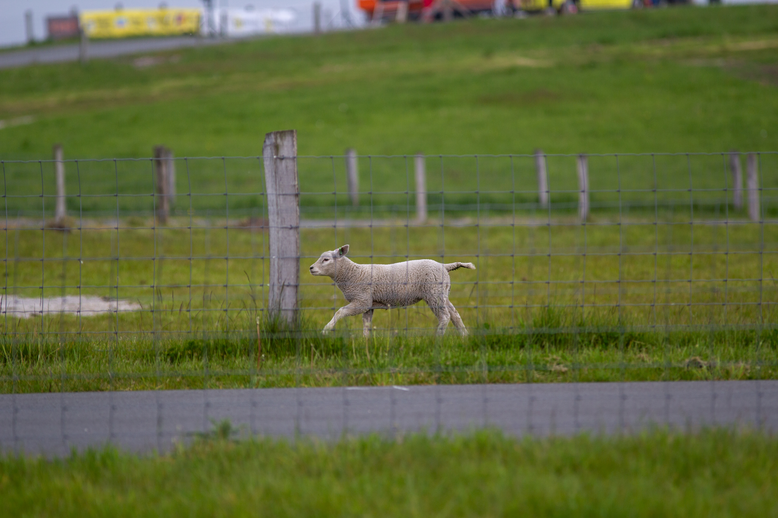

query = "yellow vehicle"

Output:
[[505, 0, 637, 14], [575, 0, 638, 9], [357, 0, 496, 22]]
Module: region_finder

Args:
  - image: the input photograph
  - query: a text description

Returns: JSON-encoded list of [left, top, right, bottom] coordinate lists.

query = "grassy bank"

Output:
[[1, 6, 777, 215], [2, 6, 777, 159], [2, 428, 777, 517]]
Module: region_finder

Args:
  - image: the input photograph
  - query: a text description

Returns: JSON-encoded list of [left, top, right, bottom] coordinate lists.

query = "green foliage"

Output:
[[190, 418, 243, 445], [163, 338, 250, 363]]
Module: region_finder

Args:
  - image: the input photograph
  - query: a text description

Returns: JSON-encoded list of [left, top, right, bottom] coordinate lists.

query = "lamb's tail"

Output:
[[444, 262, 476, 272]]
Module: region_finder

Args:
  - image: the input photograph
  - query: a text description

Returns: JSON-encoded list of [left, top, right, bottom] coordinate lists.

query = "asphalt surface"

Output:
[[0, 36, 227, 69], [1, 380, 776, 457]]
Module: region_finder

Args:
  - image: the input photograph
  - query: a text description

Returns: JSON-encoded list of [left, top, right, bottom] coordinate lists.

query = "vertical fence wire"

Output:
[[757, 153, 765, 426]]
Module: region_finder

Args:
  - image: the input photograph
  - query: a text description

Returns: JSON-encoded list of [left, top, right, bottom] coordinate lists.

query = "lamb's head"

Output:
[[309, 244, 350, 278]]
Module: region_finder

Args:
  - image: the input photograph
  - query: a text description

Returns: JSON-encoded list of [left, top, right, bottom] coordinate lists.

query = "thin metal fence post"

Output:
[[220, 10, 228, 37], [79, 28, 88, 64], [396, 1, 409, 22], [53, 144, 67, 227], [313, 2, 322, 34], [154, 146, 169, 224], [25, 10, 34, 44], [729, 151, 742, 211], [263, 130, 300, 323], [747, 153, 760, 222], [577, 154, 589, 222], [443, 0, 454, 21], [535, 149, 548, 209], [165, 147, 176, 212], [346, 148, 359, 207], [415, 153, 427, 224]]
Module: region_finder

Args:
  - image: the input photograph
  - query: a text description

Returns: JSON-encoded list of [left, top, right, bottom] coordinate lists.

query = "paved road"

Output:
[[0, 37, 227, 69], [2, 380, 776, 457]]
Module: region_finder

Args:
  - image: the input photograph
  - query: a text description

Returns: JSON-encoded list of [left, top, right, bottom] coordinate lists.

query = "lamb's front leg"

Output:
[[323, 302, 370, 334]]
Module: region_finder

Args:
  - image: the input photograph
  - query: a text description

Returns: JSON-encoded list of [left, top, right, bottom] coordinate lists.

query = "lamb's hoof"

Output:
[[322, 328, 332, 335]]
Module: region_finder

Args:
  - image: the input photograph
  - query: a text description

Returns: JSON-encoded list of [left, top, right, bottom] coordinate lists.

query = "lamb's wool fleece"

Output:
[[309, 244, 475, 337]]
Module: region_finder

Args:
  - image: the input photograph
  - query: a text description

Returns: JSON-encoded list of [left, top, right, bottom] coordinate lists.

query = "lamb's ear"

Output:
[[338, 244, 350, 257]]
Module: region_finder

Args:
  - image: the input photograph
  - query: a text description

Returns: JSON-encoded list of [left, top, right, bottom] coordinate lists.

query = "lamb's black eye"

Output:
[[323, 258, 329, 262]]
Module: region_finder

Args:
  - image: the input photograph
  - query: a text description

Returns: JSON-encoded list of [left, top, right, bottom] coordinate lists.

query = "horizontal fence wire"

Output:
[[1, 153, 776, 332], [0, 150, 776, 454]]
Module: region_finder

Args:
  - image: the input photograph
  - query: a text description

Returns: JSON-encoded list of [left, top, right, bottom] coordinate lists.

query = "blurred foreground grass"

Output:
[[2, 428, 777, 517]]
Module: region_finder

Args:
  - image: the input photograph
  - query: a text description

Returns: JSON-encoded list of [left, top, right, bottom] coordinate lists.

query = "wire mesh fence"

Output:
[[1, 147, 777, 454]]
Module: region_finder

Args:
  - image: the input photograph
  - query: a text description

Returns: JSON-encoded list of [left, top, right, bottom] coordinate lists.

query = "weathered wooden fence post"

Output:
[[345, 148, 359, 207], [53, 144, 67, 227], [415, 153, 427, 224], [577, 154, 589, 222], [263, 130, 300, 323], [729, 151, 743, 211], [747, 153, 760, 222], [154, 145, 169, 224], [535, 149, 548, 209]]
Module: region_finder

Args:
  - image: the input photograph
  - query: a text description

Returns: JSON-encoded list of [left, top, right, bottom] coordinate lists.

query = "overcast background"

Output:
[[0, 0, 359, 48]]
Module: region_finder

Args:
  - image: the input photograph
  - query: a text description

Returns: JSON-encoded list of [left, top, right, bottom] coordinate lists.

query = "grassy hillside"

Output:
[[0, 5, 777, 161], [1, 5, 777, 218]]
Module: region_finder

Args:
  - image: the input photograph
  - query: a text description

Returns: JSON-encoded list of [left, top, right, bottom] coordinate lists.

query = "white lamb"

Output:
[[309, 244, 475, 337]]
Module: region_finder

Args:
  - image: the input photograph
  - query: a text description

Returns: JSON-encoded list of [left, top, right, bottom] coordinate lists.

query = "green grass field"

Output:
[[1, 5, 778, 214], [3, 428, 778, 517], [1, 5, 777, 393], [1, 223, 776, 392], [2, 5, 778, 159]]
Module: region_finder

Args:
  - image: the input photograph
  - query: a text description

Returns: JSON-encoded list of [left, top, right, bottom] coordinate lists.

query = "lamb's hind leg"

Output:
[[426, 297, 451, 336], [447, 300, 468, 337]]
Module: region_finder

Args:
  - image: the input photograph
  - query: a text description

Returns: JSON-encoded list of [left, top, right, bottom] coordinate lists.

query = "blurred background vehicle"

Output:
[[357, 0, 496, 22]]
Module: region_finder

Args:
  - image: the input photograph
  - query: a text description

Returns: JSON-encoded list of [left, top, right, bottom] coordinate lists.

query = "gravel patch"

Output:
[[0, 295, 141, 319]]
